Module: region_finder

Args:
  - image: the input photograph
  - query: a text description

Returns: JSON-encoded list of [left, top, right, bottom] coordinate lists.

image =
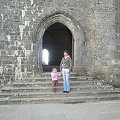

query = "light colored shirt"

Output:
[[65, 55, 69, 59]]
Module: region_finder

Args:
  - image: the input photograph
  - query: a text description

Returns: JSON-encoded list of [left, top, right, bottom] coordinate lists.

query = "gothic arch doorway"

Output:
[[42, 22, 73, 72], [33, 12, 85, 74]]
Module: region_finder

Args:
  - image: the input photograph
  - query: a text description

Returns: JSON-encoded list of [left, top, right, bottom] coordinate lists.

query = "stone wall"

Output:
[[83, 0, 118, 79], [105, 0, 120, 87], [0, 0, 119, 86]]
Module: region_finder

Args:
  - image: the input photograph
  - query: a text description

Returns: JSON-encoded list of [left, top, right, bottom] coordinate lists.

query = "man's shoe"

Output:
[[63, 91, 66, 93], [66, 91, 69, 93]]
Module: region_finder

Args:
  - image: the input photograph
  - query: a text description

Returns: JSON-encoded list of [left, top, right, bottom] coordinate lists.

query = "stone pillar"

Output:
[[72, 27, 85, 75], [105, 0, 120, 87], [73, 41, 84, 75], [33, 40, 43, 75], [37, 40, 43, 73]]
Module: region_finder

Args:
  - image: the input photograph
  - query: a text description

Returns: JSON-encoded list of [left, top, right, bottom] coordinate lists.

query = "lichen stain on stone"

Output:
[[19, 25, 26, 40], [1, 14, 3, 21], [7, 35, 10, 42], [30, 0, 34, 5]]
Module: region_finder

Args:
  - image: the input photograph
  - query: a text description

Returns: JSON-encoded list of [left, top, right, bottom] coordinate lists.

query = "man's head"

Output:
[[64, 50, 69, 57]]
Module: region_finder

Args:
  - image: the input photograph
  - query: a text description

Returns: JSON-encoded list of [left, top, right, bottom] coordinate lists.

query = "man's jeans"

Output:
[[62, 69, 70, 92]]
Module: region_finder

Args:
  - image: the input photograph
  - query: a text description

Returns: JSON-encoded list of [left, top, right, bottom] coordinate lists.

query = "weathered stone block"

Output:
[[9, 46, 17, 50], [0, 42, 4, 49]]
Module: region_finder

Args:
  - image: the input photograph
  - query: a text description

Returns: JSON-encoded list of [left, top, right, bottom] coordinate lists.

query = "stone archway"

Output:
[[33, 12, 85, 74]]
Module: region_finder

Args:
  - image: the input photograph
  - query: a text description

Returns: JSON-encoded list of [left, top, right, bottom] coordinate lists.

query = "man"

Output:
[[60, 50, 72, 93]]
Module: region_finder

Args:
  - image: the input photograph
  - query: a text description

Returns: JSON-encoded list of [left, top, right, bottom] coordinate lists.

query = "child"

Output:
[[51, 68, 61, 93]]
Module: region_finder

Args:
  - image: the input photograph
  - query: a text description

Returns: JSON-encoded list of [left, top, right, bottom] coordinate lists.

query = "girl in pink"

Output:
[[51, 68, 61, 93]]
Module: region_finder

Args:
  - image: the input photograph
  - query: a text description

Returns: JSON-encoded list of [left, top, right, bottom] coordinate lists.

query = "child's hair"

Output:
[[52, 68, 57, 72]]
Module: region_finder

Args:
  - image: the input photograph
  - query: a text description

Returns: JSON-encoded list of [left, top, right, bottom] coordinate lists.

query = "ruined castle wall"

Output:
[[0, 0, 119, 85]]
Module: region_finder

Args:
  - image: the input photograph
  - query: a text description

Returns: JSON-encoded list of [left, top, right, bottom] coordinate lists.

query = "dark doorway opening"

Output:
[[42, 22, 73, 72]]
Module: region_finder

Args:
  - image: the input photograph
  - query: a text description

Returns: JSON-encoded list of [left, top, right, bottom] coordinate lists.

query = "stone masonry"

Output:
[[0, 0, 120, 86]]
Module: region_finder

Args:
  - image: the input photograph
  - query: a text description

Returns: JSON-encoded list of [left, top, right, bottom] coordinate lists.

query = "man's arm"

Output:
[[60, 58, 63, 72], [69, 57, 72, 72]]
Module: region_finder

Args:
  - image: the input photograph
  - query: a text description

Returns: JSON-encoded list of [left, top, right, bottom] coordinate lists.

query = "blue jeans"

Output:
[[62, 69, 70, 92]]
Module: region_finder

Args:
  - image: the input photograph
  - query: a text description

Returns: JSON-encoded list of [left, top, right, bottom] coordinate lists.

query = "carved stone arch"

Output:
[[33, 12, 85, 74]]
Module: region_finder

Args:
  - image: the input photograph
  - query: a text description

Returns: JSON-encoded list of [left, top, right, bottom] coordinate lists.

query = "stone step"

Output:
[[0, 94, 120, 105], [41, 72, 78, 77], [21, 77, 79, 82], [4, 90, 120, 98], [2, 85, 114, 93], [17, 76, 94, 82], [12, 80, 105, 87], [1, 88, 120, 98]]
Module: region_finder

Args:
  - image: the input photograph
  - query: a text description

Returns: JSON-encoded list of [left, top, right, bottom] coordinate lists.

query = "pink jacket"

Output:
[[51, 72, 61, 81]]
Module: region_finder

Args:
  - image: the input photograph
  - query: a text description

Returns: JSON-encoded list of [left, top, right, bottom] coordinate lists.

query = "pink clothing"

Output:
[[51, 72, 61, 81]]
